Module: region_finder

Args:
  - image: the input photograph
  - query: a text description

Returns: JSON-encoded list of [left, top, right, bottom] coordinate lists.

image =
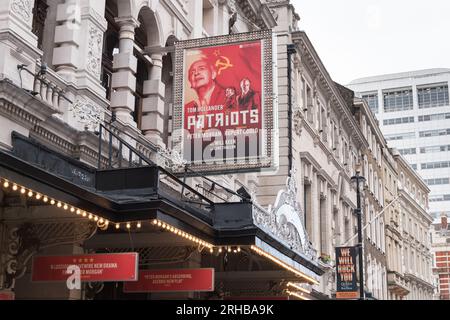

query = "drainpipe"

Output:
[[287, 44, 296, 177]]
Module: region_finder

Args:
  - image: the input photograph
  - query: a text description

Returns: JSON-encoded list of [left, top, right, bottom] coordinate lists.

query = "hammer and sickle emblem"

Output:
[[215, 56, 233, 75]]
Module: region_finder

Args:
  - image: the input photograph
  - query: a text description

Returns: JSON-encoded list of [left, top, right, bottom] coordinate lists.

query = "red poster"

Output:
[[123, 268, 214, 292], [182, 41, 263, 164], [32, 253, 138, 282]]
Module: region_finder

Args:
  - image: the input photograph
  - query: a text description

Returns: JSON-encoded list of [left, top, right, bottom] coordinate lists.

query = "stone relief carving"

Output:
[[157, 147, 187, 170], [293, 108, 304, 135], [11, 0, 33, 23], [69, 98, 104, 132], [253, 168, 317, 261], [87, 24, 103, 78]]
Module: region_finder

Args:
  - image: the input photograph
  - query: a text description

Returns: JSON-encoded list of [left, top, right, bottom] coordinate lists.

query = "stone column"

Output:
[[141, 53, 166, 148], [76, 4, 107, 97], [53, 0, 81, 83], [110, 17, 139, 126]]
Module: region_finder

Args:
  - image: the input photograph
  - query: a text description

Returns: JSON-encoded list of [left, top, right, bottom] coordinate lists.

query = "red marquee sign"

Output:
[[123, 268, 214, 293], [32, 253, 138, 282]]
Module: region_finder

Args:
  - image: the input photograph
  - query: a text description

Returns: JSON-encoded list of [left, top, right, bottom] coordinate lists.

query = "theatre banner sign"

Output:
[[123, 268, 214, 293], [31, 253, 138, 282], [335, 246, 359, 299], [173, 30, 278, 174]]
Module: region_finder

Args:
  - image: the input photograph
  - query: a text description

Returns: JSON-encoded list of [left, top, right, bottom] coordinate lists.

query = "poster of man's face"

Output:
[[182, 40, 263, 165]]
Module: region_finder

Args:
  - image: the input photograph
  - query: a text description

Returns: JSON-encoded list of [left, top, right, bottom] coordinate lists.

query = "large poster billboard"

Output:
[[173, 30, 277, 174]]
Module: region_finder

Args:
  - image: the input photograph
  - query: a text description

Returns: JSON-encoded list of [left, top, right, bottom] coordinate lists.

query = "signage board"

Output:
[[123, 268, 214, 292], [335, 246, 359, 299], [32, 253, 138, 282], [173, 30, 278, 174]]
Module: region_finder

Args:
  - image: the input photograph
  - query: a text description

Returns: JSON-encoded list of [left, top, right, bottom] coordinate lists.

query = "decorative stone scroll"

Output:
[[11, 0, 33, 23], [253, 167, 317, 261], [69, 98, 104, 132]]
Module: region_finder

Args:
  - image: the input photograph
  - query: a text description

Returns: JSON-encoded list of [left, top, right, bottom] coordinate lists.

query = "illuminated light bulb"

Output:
[[43, 196, 48, 203], [99, 218, 104, 223], [20, 187, 26, 194], [27, 190, 33, 197], [152, 219, 158, 225], [170, 227, 174, 232], [237, 247, 241, 252], [3, 181, 9, 188], [88, 214, 93, 220], [76, 209, 81, 215], [63, 204, 68, 210], [233, 249, 237, 253], [126, 223, 131, 229], [228, 247, 232, 252], [57, 202, 62, 208], [115, 223, 120, 229], [50, 199, 55, 205], [219, 248, 223, 253], [94, 216, 98, 221], [137, 222, 141, 228], [12, 184, 18, 191], [82, 211, 87, 217], [105, 220, 109, 225], [70, 207, 75, 212], [36, 194, 41, 200], [157, 221, 162, 227], [210, 248, 213, 253]]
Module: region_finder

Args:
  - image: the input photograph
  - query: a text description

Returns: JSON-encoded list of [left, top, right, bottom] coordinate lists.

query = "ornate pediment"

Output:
[[253, 168, 317, 261]]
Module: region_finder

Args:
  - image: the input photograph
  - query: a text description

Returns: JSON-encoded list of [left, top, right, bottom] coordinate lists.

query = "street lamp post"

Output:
[[351, 164, 366, 300]]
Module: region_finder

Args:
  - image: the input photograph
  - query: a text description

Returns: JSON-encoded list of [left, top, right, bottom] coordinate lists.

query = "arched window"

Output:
[[102, 0, 119, 100], [32, 0, 49, 50]]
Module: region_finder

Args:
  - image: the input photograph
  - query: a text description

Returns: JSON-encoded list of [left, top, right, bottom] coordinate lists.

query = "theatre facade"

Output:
[[1, 0, 433, 300]]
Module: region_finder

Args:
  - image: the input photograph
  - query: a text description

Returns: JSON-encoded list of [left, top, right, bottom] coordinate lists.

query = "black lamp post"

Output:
[[351, 164, 366, 300]]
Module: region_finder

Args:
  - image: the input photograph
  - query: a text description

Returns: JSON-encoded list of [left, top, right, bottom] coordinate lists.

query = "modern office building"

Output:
[[348, 69, 450, 222]]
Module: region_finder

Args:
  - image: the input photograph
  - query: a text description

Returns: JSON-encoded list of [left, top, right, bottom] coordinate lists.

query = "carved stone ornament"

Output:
[[226, 0, 237, 13], [293, 108, 304, 135], [11, 0, 33, 23], [157, 147, 187, 170], [69, 98, 104, 132], [253, 167, 317, 261], [87, 24, 103, 78]]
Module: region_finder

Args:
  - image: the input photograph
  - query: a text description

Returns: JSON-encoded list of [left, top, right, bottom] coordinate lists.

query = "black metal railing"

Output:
[[97, 123, 215, 208], [96, 122, 251, 206]]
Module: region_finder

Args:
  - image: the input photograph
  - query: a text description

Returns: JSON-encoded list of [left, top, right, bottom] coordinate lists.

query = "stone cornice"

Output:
[[236, 0, 277, 29], [398, 189, 433, 225], [394, 153, 430, 193], [0, 30, 41, 59], [291, 31, 368, 151], [0, 80, 58, 126], [161, 0, 193, 33]]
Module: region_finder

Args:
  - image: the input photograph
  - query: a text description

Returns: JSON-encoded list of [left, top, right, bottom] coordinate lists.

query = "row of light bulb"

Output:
[[251, 245, 319, 285], [1, 178, 230, 253], [1, 178, 317, 282]]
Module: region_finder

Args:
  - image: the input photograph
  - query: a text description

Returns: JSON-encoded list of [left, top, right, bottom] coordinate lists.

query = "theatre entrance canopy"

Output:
[[0, 133, 324, 299]]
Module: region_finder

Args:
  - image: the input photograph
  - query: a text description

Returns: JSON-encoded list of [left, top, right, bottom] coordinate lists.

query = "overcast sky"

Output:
[[290, 0, 450, 85]]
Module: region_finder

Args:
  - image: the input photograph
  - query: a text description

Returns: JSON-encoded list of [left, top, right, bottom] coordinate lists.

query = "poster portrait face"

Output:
[[173, 30, 277, 174]]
